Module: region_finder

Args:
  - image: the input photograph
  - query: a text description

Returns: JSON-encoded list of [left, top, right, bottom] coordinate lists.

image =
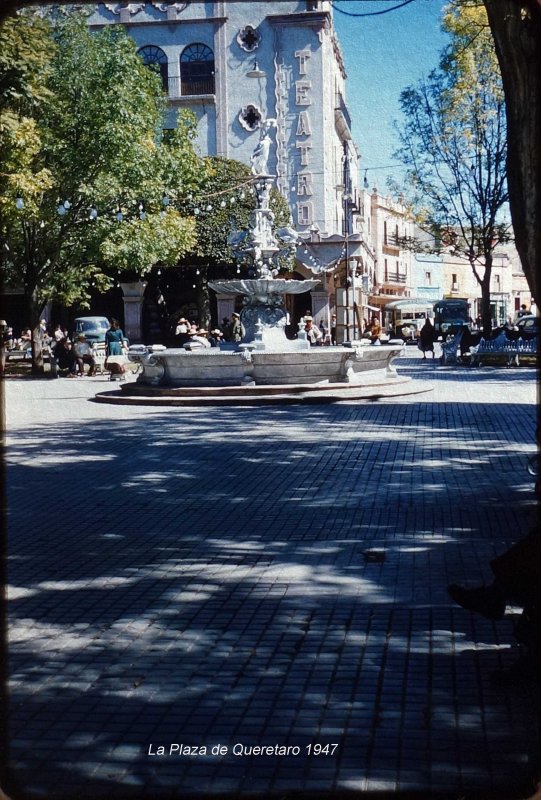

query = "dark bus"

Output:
[[433, 299, 470, 337]]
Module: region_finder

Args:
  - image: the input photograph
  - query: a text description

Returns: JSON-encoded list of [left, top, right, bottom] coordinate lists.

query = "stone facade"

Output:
[[439, 244, 534, 325], [87, 1, 358, 238], [365, 189, 415, 318]]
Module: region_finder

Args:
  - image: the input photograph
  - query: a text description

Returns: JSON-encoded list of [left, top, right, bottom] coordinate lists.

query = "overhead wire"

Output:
[[332, 0, 417, 18]]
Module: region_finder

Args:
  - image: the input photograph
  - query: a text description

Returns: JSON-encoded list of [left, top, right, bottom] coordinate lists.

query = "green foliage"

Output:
[[1, 13, 200, 321], [180, 156, 294, 275], [0, 13, 54, 222], [187, 157, 255, 267], [0, 11, 53, 121], [100, 210, 196, 274]]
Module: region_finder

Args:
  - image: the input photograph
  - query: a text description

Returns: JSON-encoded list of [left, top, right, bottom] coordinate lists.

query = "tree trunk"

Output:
[[484, 0, 541, 303], [479, 279, 493, 338], [31, 324, 44, 374], [197, 266, 211, 330], [481, 251, 494, 337], [24, 293, 44, 375]]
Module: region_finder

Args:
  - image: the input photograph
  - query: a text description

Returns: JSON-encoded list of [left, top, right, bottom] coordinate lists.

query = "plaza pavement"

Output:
[[3, 351, 540, 799]]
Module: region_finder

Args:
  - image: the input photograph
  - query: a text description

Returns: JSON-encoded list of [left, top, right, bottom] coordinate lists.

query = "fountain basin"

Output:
[[208, 278, 320, 299], [127, 343, 404, 388]]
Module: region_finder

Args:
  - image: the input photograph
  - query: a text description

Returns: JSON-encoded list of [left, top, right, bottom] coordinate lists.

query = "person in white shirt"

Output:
[[175, 317, 190, 346], [73, 334, 96, 376], [304, 317, 322, 346]]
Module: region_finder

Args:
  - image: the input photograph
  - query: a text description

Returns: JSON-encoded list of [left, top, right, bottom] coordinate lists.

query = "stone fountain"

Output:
[[97, 120, 424, 405], [209, 119, 319, 349]]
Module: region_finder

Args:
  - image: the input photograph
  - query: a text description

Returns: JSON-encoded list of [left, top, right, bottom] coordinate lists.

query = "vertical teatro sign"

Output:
[[294, 48, 314, 227]]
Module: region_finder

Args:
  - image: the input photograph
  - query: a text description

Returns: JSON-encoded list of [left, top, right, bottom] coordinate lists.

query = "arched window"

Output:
[[180, 43, 215, 96], [138, 45, 168, 91]]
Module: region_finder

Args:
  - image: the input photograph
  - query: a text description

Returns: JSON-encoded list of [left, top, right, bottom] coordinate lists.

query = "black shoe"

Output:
[[447, 583, 506, 620]]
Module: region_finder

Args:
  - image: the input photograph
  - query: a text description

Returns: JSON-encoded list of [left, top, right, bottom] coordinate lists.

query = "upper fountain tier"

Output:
[[208, 278, 320, 301]]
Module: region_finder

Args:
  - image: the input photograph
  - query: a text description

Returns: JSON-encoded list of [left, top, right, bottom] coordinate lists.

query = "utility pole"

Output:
[[342, 141, 354, 341]]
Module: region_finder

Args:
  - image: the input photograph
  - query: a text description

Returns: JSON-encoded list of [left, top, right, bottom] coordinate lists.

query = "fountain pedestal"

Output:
[[208, 278, 319, 350]]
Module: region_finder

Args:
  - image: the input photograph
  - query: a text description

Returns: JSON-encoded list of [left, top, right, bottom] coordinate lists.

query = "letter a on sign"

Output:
[[296, 111, 311, 136]]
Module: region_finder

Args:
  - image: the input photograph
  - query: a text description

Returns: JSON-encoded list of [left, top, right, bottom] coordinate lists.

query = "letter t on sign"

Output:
[[295, 49, 311, 75]]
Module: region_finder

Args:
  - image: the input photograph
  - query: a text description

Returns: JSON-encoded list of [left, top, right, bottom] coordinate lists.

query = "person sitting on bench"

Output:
[[73, 334, 96, 376], [54, 338, 77, 377]]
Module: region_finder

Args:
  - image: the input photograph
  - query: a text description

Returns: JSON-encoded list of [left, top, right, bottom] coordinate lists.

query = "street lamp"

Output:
[[342, 142, 353, 341], [246, 59, 266, 79]]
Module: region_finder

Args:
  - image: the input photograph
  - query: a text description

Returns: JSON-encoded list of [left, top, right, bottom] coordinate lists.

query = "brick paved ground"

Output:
[[4, 352, 539, 799]]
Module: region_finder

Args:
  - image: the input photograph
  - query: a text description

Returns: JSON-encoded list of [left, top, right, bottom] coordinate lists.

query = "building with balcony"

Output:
[[438, 241, 535, 327], [366, 189, 414, 315], [87, 1, 360, 240], [412, 252, 443, 304]]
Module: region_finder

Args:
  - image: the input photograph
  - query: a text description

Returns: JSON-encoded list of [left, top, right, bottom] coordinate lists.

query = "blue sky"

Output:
[[333, 0, 450, 191]]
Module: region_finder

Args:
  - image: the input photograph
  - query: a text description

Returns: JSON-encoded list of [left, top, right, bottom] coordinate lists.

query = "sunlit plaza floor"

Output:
[[3, 351, 540, 799]]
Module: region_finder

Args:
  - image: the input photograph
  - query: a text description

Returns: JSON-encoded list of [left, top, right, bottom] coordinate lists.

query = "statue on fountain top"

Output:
[[250, 118, 276, 176]]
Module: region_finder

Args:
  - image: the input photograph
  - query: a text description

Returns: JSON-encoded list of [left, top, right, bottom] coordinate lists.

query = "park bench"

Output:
[[469, 336, 537, 367], [6, 345, 32, 361], [7, 343, 54, 363], [50, 341, 107, 377]]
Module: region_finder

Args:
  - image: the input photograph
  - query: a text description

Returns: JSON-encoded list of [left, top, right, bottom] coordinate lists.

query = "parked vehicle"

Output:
[[384, 299, 434, 341], [433, 299, 470, 338], [73, 316, 110, 344], [516, 314, 540, 340]]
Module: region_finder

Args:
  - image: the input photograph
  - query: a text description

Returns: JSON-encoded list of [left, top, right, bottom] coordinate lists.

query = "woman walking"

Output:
[[419, 318, 436, 359], [105, 318, 125, 356]]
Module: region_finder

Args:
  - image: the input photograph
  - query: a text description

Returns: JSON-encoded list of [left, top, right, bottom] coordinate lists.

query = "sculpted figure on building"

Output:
[[250, 118, 277, 176]]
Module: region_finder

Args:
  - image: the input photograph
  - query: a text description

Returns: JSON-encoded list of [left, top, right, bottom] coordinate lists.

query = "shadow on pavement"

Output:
[[4, 402, 540, 799]]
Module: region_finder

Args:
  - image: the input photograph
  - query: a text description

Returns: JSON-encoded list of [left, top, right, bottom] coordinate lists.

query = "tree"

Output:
[[394, 3, 509, 335], [482, 0, 541, 306], [0, 12, 56, 369], [1, 13, 200, 371]]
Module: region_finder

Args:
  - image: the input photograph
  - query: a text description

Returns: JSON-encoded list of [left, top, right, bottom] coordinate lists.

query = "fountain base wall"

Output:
[[129, 344, 404, 388]]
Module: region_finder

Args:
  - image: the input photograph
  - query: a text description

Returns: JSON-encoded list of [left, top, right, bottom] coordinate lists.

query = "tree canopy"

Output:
[[0, 12, 202, 368]]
